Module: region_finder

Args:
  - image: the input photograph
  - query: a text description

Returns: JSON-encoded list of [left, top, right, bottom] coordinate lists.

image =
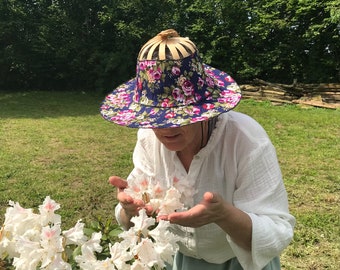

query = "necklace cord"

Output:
[[200, 121, 204, 149], [201, 117, 218, 149]]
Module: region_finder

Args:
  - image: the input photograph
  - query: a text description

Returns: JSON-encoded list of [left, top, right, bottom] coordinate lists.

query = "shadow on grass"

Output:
[[0, 90, 109, 119]]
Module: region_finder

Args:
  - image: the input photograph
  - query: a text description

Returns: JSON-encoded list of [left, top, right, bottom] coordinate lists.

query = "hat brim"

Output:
[[100, 64, 241, 128]]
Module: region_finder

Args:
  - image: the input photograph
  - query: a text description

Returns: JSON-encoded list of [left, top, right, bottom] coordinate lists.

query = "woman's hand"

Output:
[[109, 176, 144, 219], [162, 191, 252, 251], [109, 176, 154, 229], [163, 192, 224, 227]]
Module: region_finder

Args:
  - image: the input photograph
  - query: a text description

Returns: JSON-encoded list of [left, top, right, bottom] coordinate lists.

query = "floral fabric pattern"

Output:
[[100, 52, 241, 128]]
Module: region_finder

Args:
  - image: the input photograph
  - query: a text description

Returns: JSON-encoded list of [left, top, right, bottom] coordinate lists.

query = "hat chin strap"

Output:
[[200, 117, 218, 149], [200, 121, 204, 149]]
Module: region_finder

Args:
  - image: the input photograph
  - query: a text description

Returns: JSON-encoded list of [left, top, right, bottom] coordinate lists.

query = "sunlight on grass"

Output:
[[0, 91, 137, 226], [236, 100, 340, 269], [0, 92, 339, 269]]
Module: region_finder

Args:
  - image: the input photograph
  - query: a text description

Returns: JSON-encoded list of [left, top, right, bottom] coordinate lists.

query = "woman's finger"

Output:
[[109, 176, 128, 191]]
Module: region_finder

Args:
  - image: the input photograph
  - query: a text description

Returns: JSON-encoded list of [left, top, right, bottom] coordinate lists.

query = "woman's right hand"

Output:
[[109, 176, 145, 220]]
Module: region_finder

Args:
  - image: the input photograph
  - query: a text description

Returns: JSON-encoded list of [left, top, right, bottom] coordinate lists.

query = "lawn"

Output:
[[0, 91, 339, 269]]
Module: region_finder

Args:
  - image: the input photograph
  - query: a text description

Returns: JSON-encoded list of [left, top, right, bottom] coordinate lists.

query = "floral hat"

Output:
[[100, 29, 242, 128]]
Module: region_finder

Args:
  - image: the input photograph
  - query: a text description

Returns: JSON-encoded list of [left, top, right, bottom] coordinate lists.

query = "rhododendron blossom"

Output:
[[124, 176, 186, 216], [0, 174, 192, 270], [117, 209, 181, 269], [0, 197, 76, 270]]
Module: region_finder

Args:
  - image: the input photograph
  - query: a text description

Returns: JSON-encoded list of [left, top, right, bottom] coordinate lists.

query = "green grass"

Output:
[[0, 91, 137, 224], [0, 92, 339, 269], [234, 100, 340, 269]]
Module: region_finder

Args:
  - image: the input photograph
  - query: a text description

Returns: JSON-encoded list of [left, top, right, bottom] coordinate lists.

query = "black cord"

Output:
[[200, 121, 204, 149], [200, 117, 218, 149]]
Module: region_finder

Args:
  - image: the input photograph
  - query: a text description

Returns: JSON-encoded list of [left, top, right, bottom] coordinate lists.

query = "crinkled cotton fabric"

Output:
[[115, 111, 295, 270]]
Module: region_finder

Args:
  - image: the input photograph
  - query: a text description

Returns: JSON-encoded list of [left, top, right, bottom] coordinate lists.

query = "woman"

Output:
[[100, 29, 295, 270]]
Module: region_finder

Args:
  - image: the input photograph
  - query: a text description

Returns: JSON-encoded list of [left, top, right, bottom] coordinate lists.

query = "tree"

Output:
[[0, 0, 338, 91], [237, 0, 339, 83]]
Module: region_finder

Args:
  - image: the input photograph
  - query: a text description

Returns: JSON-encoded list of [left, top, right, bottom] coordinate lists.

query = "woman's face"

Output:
[[152, 122, 202, 153]]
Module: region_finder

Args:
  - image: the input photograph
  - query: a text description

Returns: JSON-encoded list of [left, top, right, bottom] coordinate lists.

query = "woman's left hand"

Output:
[[160, 191, 252, 251], [163, 192, 225, 227]]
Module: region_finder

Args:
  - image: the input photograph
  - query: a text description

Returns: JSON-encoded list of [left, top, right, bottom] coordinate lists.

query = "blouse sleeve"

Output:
[[227, 137, 295, 269], [114, 129, 155, 225]]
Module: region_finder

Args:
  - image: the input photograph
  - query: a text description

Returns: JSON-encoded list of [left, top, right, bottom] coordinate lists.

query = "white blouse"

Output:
[[115, 111, 295, 270]]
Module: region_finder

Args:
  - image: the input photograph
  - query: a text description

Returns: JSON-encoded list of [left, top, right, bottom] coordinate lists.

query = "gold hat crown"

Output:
[[138, 29, 197, 60]]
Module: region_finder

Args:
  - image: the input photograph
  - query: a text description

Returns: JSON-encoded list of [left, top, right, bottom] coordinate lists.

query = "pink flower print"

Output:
[[116, 86, 126, 92], [218, 95, 240, 105], [198, 77, 205, 87], [217, 92, 240, 104], [195, 93, 202, 102], [115, 92, 131, 107], [133, 89, 140, 102], [202, 103, 215, 110], [137, 77, 143, 90], [206, 76, 215, 87], [172, 66, 181, 76], [139, 62, 148, 70], [182, 80, 195, 96], [165, 111, 175, 119], [172, 88, 184, 102], [220, 90, 233, 97], [184, 106, 200, 115], [193, 107, 200, 114], [225, 75, 234, 82], [185, 95, 196, 105], [118, 92, 130, 101], [191, 116, 209, 123], [217, 79, 225, 87], [205, 69, 214, 76], [148, 68, 162, 82], [227, 94, 241, 104], [152, 68, 162, 80], [140, 121, 152, 127], [113, 110, 136, 124], [204, 90, 212, 97], [140, 123, 154, 128], [107, 94, 117, 102], [217, 97, 229, 103], [145, 60, 157, 68], [150, 108, 158, 115], [146, 71, 154, 82], [161, 98, 172, 108]]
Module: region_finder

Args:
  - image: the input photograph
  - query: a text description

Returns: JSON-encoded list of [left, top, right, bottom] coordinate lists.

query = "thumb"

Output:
[[109, 176, 128, 190], [203, 192, 219, 203]]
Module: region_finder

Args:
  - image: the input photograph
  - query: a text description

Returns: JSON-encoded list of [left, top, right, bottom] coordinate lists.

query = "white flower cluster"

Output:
[[77, 209, 181, 270], [0, 196, 83, 269], [125, 175, 197, 213], [124, 177, 183, 216], [0, 176, 192, 270]]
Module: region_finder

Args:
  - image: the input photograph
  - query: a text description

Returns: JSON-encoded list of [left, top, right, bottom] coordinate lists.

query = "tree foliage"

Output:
[[0, 0, 339, 91]]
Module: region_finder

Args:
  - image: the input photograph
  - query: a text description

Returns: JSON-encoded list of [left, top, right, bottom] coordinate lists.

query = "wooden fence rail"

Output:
[[240, 79, 340, 109]]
